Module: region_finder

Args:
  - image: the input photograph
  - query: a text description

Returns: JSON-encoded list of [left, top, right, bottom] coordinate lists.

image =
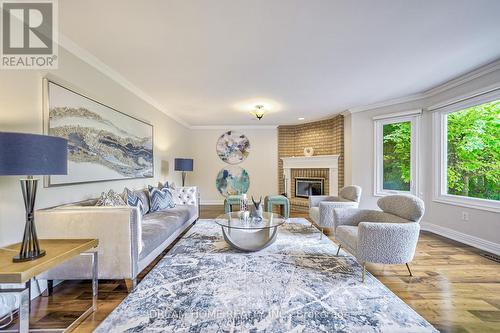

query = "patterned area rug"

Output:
[[95, 218, 437, 333]]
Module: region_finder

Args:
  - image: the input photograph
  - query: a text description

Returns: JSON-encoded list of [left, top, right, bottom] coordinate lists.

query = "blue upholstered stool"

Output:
[[265, 195, 290, 219], [224, 194, 245, 213]]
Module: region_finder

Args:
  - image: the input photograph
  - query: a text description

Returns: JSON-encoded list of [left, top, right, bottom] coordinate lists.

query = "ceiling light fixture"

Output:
[[251, 105, 265, 120], [298, 117, 305, 120]]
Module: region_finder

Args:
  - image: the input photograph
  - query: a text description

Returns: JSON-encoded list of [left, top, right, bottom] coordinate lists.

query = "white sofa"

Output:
[[35, 186, 199, 291]]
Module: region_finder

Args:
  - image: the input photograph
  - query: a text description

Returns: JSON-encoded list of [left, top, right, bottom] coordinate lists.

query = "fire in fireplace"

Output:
[[295, 178, 324, 198]]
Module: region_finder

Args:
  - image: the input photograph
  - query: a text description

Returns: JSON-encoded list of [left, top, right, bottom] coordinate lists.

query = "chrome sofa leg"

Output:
[[42, 280, 53, 296], [320, 228, 323, 239], [405, 263, 413, 277], [336, 244, 341, 256]]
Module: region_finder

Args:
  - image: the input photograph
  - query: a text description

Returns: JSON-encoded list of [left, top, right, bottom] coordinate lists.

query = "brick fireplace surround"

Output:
[[277, 115, 344, 211]]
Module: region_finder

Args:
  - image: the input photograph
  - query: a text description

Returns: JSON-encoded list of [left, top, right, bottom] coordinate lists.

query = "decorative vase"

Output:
[[304, 147, 314, 157], [239, 194, 248, 212]]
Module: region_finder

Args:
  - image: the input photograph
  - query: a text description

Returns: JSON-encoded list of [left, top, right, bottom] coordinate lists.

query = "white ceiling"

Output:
[[59, 0, 500, 126]]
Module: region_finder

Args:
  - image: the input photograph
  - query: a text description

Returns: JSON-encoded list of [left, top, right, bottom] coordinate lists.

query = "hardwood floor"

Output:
[[9, 205, 499, 333]]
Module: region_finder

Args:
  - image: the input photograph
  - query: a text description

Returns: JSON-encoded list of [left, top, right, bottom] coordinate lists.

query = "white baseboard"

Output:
[[201, 200, 224, 205], [420, 222, 500, 256]]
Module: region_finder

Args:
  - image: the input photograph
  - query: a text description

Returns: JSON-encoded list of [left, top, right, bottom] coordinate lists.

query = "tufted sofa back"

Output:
[[172, 186, 198, 205]]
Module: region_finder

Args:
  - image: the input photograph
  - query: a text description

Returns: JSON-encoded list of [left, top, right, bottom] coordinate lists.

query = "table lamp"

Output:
[[0, 132, 68, 262], [174, 158, 193, 186]]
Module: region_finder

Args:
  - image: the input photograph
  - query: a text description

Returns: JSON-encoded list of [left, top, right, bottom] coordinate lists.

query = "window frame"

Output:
[[373, 110, 421, 197], [432, 90, 500, 213]]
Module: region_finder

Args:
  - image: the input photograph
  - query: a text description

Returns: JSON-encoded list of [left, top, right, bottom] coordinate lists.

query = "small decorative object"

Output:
[[45, 80, 153, 185], [239, 194, 248, 212], [251, 105, 266, 120], [251, 196, 263, 220], [174, 158, 194, 186], [0, 132, 68, 262], [238, 210, 250, 221], [95, 189, 126, 206], [216, 130, 251, 164], [215, 166, 250, 196], [304, 147, 314, 157]]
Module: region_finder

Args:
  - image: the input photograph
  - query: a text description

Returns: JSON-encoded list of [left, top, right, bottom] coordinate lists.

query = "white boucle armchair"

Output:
[[308, 185, 362, 237], [333, 194, 425, 282]]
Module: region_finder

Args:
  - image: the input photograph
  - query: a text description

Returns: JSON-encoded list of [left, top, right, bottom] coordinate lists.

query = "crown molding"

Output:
[[347, 93, 424, 114], [422, 58, 500, 98], [426, 83, 500, 111], [189, 125, 278, 130], [57, 34, 191, 128], [347, 58, 500, 114]]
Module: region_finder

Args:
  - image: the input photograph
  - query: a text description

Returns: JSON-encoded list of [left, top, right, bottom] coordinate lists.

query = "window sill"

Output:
[[374, 189, 414, 197], [433, 194, 500, 213]]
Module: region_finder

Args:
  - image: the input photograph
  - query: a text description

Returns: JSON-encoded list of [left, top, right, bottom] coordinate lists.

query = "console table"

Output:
[[0, 239, 98, 333]]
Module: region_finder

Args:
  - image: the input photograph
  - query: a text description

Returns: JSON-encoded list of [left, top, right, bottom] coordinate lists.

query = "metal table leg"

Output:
[[19, 286, 29, 333], [91, 251, 98, 311], [64, 251, 98, 332], [0, 286, 29, 333]]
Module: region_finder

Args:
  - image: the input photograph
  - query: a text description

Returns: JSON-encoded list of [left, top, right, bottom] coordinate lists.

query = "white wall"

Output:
[[0, 47, 191, 247], [349, 67, 500, 253], [189, 128, 278, 204]]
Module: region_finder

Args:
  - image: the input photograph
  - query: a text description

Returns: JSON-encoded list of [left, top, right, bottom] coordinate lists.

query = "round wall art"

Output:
[[216, 130, 250, 164], [215, 166, 250, 196]]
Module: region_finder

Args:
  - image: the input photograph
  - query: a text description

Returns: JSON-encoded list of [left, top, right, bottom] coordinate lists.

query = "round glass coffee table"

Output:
[[215, 211, 287, 252]]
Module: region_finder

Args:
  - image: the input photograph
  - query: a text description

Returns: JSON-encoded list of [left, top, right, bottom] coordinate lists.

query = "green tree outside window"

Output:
[[446, 100, 500, 200], [383, 121, 411, 191]]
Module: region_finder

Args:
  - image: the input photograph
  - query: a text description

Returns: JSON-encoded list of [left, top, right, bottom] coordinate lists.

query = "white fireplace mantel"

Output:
[[281, 155, 340, 198]]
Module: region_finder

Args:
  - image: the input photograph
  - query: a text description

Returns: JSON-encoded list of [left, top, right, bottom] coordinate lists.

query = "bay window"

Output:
[[433, 91, 500, 212]]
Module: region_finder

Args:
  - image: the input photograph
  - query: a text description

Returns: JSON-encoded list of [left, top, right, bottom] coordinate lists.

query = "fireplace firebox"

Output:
[[295, 178, 324, 198]]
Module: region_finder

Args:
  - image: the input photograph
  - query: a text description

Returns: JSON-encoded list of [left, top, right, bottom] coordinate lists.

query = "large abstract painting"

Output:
[[45, 80, 153, 186], [216, 166, 250, 196], [216, 130, 250, 164]]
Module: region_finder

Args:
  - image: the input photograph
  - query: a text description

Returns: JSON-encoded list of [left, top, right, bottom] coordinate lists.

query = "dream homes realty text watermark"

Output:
[[1, 0, 58, 69]]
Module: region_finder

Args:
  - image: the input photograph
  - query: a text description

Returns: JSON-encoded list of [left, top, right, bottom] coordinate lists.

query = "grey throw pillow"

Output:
[[95, 189, 126, 206]]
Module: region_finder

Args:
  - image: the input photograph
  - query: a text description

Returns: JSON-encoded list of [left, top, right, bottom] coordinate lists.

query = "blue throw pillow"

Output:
[[125, 188, 147, 215], [148, 185, 176, 212]]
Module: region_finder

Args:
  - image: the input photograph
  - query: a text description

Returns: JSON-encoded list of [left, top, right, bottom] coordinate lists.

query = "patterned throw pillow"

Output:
[[148, 185, 176, 212], [125, 188, 147, 215], [158, 181, 169, 189], [95, 189, 126, 206]]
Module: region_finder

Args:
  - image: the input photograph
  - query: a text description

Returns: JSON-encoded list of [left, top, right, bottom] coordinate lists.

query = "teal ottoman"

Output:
[[265, 195, 290, 219], [224, 194, 245, 213]]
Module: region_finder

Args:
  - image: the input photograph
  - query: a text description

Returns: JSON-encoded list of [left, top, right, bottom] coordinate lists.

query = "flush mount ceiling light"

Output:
[[251, 105, 265, 120], [298, 117, 305, 120]]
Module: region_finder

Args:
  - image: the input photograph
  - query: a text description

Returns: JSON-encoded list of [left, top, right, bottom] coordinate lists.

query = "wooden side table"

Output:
[[0, 239, 98, 333]]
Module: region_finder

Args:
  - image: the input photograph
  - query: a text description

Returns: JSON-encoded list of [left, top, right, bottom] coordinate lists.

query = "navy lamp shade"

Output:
[[174, 158, 193, 186], [0, 132, 68, 175], [0, 132, 68, 262]]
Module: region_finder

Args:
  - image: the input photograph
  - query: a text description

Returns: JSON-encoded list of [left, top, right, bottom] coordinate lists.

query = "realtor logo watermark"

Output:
[[1, 0, 58, 69]]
